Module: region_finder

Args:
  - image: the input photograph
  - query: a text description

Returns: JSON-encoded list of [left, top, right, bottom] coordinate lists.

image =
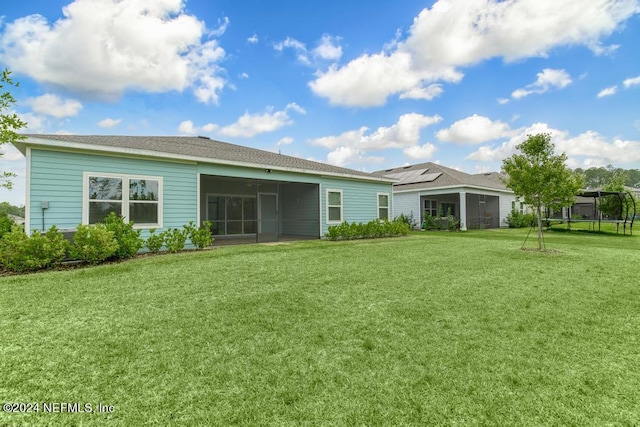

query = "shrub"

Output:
[[71, 224, 118, 264], [103, 212, 143, 259], [145, 228, 164, 253], [422, 212, 438, 230], [0, 225, 69, 272], [184, 220, 214, 249], [160, 227, 188, 253], [0, 214, 14, 239], [395, 212, 418, 229], [505, 210, 537, 228], [325, 218, 409, 241]]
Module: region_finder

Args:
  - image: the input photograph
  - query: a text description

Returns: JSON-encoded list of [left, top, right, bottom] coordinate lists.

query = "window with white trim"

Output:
[[423, 199, 437, 217], [85, 173, 162, 228], [327, 189, 343, 223], [378, 193, 389, 220]]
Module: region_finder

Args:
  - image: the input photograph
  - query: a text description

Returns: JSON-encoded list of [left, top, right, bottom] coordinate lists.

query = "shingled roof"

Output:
[[372, 162, 509, 191], [19, 134, 392, 182]]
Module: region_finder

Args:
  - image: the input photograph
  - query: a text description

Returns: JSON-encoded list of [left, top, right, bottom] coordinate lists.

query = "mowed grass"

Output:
[[1, 229, 639, 425]]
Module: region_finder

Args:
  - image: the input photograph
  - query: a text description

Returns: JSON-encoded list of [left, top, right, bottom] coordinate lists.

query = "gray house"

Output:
[[372, 162, 520, 230], [13, 135, 395, 244]]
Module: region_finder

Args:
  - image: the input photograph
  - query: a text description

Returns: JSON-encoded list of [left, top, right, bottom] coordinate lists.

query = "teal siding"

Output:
[[28, 148, 393, 241], [320, 178, 393, 236], [29, 149, 197, 234]]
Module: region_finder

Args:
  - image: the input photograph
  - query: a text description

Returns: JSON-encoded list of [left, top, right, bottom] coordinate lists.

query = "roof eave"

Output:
[[22, 136, 395, 184]]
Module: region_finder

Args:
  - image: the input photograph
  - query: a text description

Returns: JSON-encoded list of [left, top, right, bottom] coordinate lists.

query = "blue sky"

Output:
[[1, 0, 640, 206]]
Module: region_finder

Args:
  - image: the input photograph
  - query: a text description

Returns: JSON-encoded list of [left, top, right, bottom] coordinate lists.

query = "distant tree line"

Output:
[[574, 166, 640, 189], [0, 202, 25, 218]]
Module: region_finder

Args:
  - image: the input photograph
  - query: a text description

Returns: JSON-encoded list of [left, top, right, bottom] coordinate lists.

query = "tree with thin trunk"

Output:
[[1, 69, 27, 189], [501, 133, 584, 250]]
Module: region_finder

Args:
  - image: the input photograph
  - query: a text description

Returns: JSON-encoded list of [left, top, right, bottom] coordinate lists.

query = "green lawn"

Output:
[[1, 229, 639, 425]]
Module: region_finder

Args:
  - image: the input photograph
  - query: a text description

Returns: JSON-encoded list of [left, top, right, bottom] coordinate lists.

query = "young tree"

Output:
[[1, 69, 27, 189], [502, 133, 584, 250]]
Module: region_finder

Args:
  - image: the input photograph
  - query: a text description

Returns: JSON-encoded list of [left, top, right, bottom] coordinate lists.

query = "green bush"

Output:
[[0, 214, 14, 239], [145, 228, 164, 253], [160, 227, 188, 253], [395, 212, 418, 229], [505, 210, 537, 228], [422, 209, 459, 231], [0, 225, 69, 272], [184, 220, 214, 249], [325, 218, 409, 241], [103, 212, 143, 259], [71, 224, 118, 264]]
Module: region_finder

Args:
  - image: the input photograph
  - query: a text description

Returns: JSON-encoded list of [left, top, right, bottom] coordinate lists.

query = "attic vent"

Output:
[[197, 135, 211, 139], [403, 166, 412, 169], [385, 169, 393, 172]]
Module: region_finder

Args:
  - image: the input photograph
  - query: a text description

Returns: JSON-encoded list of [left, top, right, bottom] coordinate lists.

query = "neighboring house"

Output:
[[7, 214, 25, 225], [372, 162, 521, 230], [13, 135, 394, 244]]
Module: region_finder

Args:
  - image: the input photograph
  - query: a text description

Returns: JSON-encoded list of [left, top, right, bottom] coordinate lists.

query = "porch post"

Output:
[[459, 191, 467, 231]]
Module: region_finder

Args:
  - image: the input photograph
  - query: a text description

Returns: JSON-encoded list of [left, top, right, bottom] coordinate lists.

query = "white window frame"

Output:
[[377, 192, 390, 220], [326, 189, 343, 223], [82, 172, 163, 229], [423, 199, 437, 217]]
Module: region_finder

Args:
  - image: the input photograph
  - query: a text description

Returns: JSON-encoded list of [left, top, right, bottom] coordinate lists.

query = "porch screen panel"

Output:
[[208, 196, 226, 235]]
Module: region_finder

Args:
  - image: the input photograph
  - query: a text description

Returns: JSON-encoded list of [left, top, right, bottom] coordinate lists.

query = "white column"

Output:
[[459, 191, 467, 231]]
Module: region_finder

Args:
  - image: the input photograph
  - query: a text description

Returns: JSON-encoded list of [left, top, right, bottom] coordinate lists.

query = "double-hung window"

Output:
[[84, 172, 162, 228], [378, 193, 390, 220], [423, 199, 437, 217], [327, 189, 343, 223]]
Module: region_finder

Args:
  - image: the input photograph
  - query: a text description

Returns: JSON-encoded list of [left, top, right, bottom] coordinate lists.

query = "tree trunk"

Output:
[[536, 205, 543, 251]]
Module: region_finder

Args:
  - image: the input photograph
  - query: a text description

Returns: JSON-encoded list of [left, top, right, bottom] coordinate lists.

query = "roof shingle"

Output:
[[22, 134, 390, 182]]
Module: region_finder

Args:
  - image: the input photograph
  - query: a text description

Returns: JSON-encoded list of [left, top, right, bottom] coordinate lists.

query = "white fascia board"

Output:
[[23, 137, 395, 184]]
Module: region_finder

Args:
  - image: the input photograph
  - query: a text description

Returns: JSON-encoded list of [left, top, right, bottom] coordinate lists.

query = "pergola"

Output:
[[546, 190, 636, 235]]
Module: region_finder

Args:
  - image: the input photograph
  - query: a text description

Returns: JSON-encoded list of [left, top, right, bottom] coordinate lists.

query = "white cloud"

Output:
[[275, 34, 344, 66], [399, 84, 443, 101], [313, 35, 342, 61], [497, 98, 510, 105], [436, 114, 512, 144], [309, 0, 637, 107], [0, 143, 25, 161], [466, 123, 640, 167], [0, 0, 228, 103], [247, 33, 258, 44], [178, 120, 197, 135], [218, 104, 305, 138], [623, 75, 640, 88], [597, 86, 618, 98], [277, 137, 294, 146], [17, 112, 45, 132], [511, 69, 572, 99], [208, 16, 229, 38], [310, 113, 442, 166], [25, 94, 82, 118], [202, 123, 219, 132], [404, 144, 438, 160], [98, 118, 121, 128], [274, 37, 310, 65]]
